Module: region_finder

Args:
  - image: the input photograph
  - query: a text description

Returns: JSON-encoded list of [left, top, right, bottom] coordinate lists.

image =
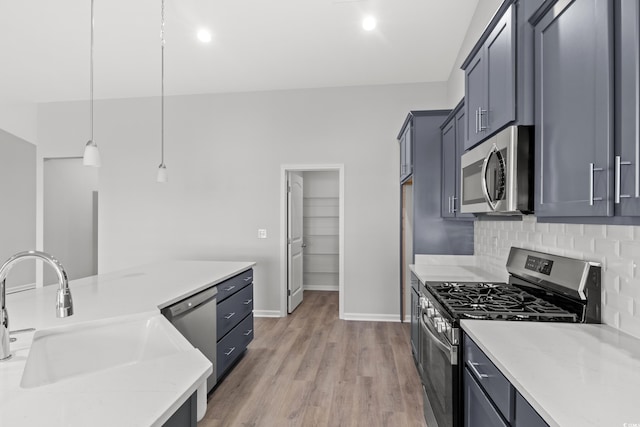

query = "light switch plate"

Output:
[[258, 229, 267, 239]]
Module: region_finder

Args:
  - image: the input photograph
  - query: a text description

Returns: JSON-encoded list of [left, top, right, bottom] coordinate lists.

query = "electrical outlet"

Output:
[[258, 229, 267, 239]]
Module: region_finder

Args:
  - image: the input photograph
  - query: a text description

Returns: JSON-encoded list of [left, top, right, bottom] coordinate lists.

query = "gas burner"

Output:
[[424, 279, 580, 322]]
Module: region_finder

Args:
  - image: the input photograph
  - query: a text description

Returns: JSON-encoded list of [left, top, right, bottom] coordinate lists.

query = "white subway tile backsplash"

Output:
[[564, 223, 584, 236], [475, 217, 640, 339], [594, 238, 619, 258], [607, 225, 634, 241]]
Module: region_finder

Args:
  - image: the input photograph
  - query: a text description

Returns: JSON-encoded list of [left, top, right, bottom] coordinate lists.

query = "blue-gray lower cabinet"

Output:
[[215, 269, 254, 382], [464, 369, 509, 427], [162, 392, 197, 427], [464, 334, 549, 427], [515, 392, 549, 427], [532, 0, 614, 217]]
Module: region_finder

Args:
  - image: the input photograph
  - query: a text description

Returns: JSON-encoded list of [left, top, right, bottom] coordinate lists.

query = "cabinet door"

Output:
[[616, 0, 640, 215], [515, 393, 549, 427], [485, 4, 515, 135], [455, 109, 475, 219], [534, 0, 614, 217], [465, 53, 486, 151], [464, 369, 509, 427], [410, 287, 420, 361], [400, 124, 413, 182], [441, 118, 457, 218]]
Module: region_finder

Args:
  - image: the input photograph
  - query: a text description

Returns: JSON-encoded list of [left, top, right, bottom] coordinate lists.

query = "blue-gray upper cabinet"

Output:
[[399, 118, 413, 183], [462, 0, 542, 152], [441, 101, 475, 219], [464, 5, 515, 151], [531, 0, 614, 217], [616, 0, 640, 216]]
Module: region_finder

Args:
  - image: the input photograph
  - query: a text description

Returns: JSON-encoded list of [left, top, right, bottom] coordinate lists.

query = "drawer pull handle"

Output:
[[243, 299, 253, 305], [224, 347, 236, 356], [243, 329, 253, 336], [224, 312, 236, 319], [223, 285, 235, 292], [468, 361, 490, 379], [243, 277, 251, 282]]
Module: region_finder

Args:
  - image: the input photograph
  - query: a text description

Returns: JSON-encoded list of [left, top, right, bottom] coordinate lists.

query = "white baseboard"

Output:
[[253, 310, 282, 318], [403, 314, 411, 323], [304, 285, 339, 292], [342, 313, 402, 322]]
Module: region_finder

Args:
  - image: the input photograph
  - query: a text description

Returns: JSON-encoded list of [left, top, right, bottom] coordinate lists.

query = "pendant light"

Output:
[[156, 0, 168, 183], [83, 0, 101, 167]]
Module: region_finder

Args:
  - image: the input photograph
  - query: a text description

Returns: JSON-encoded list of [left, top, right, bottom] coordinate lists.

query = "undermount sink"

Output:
[[20, 314, 190, 388]]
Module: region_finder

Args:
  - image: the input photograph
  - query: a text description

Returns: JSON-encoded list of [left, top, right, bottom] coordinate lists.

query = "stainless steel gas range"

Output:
[[412, 247, 601, 427]]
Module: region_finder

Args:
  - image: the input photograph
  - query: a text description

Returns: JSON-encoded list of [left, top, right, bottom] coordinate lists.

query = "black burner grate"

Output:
[[425, 281, 578, 322]]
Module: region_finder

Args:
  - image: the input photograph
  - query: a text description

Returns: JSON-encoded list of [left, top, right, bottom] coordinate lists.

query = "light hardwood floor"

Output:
[[200, 291, 427, 427]]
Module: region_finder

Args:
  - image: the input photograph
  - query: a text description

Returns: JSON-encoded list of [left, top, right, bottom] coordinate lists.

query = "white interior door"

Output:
[[287, 171, 304, 313]]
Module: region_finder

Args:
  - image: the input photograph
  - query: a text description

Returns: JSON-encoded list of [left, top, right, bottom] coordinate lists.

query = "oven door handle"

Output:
[[421, 316, 458, 365]]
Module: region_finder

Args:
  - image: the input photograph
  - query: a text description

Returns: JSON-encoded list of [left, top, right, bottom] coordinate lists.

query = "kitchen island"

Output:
[[0, 260, 255, 427], [462, 320, 640, 427]]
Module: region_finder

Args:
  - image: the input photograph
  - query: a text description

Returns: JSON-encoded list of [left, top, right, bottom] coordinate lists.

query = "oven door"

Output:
[[420, 313, 459, 427]]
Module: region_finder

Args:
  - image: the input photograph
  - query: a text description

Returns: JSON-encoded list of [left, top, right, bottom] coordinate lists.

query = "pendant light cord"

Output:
[[90, 0, 94, 143], [160, 0, 165, 166]]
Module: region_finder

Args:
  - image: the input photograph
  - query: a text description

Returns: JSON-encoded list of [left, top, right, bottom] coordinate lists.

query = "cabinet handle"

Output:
[[243, 329, 253, 336], [243, 277, 251, 282], [478, 108, 487, 132], [475, 108, 479, 134], [223, 285, 235, 292], [589, 163, 604, 205], [243, 299, 253, 305], [447, 196, 451, 213], [452, 196, 457, 213], [224, 312, 236, 319], [468, 361, 490, 379], [615, 156, 632, 203], [224, 347, 236, 356]]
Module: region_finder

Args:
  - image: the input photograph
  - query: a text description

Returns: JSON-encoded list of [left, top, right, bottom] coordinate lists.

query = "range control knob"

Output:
[[436, 320, 446, 333], [426, 308, 435, 317]]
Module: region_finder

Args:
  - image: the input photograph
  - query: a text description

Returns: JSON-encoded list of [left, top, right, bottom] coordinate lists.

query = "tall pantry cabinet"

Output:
[[397, 111, 474, 320]]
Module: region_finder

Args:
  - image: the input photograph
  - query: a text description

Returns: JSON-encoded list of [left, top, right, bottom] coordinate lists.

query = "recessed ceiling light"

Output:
[[197, 29, 212, 43], [362, 16, 377, 31]]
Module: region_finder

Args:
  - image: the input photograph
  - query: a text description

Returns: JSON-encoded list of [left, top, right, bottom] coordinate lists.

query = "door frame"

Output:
[[279, 164, 344, 319]]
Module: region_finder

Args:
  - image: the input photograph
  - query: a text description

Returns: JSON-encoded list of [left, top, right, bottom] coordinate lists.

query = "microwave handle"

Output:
[[480, 146, 496, 210]]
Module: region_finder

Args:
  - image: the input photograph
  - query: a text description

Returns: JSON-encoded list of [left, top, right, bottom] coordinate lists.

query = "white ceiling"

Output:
[[0, 0, 478, 104]]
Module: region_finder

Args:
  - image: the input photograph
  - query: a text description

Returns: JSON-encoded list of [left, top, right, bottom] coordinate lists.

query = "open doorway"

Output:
[[43, 157, 98, 285], [280, 165, 344, 318]]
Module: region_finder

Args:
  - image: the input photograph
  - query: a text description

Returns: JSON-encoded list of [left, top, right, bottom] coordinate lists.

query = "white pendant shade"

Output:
[[157, 164, 168, 183], [83, 140, 101, 167]]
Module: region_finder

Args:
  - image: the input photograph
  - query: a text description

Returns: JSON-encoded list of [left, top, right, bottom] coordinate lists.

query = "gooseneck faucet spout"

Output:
[[0, 251, 73, 361]]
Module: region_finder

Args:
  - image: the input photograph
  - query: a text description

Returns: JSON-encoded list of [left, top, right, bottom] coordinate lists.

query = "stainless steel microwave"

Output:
[[460, 126, 533, 214]]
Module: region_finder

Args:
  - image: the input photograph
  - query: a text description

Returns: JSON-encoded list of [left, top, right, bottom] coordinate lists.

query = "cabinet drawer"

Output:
[[216, 314, 254, 379], [464, 335, 514, 423], [216, 269, 253, 303], [217, 283, 253, 339], [464, 369, 509, 427]]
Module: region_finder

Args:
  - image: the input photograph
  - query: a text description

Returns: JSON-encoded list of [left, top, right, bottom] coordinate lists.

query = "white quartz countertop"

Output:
[[461, 320, 640, 427], [1, 260, 255, 427], [410, 255, 507, 284]]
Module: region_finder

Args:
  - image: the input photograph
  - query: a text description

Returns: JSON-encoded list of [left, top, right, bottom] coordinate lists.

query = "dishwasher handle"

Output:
[[163, 286, 218, 320]]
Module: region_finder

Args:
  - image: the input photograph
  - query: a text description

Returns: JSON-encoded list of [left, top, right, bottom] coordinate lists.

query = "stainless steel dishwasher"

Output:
[[161, 286, 218, 392]]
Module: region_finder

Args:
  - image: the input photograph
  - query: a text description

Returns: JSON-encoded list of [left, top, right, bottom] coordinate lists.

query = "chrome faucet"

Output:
[[0, 250, 73, 361]]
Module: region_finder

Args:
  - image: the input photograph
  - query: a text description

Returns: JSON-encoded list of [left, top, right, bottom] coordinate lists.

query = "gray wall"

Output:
[[0, 129, 36, 289], [37, 82, 448, 318]]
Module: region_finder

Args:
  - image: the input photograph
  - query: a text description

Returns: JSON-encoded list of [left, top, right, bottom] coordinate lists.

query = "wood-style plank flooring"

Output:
[[200, 291, 427, 427]]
